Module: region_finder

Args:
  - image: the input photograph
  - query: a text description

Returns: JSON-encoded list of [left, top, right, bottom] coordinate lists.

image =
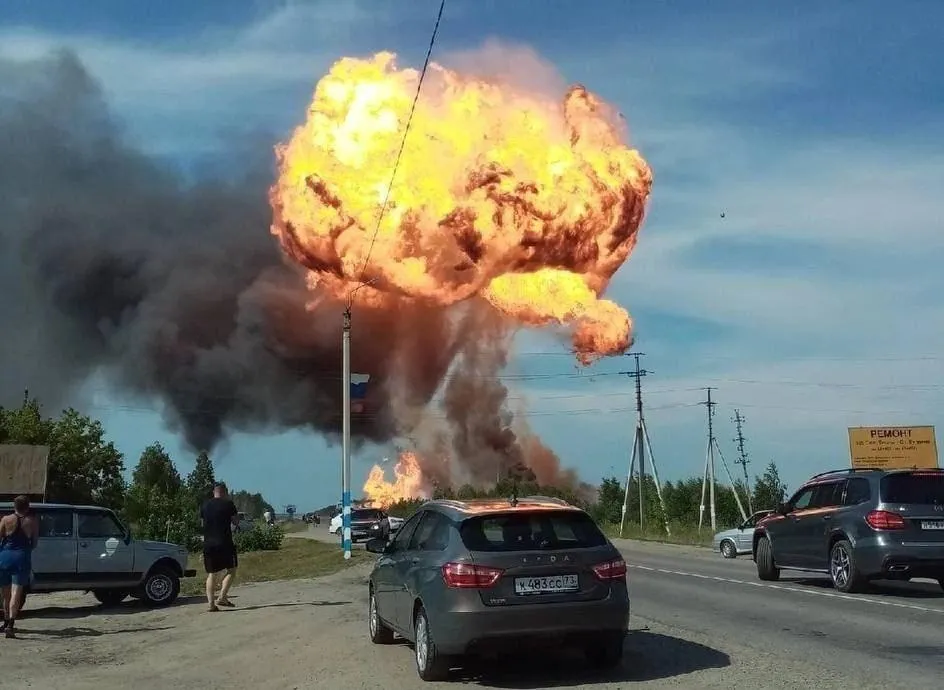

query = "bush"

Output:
[[234, 523, 285, 553]]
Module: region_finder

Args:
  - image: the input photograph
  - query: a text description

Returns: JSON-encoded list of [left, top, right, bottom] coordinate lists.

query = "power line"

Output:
[[355, 0, 446, 286]]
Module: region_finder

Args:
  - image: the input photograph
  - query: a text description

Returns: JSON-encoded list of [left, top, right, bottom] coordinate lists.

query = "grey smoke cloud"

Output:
[[0, 50, 565, 488]]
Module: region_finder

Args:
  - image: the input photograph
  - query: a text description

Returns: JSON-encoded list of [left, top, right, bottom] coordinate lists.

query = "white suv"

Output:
[[1, 502, 196, 607]]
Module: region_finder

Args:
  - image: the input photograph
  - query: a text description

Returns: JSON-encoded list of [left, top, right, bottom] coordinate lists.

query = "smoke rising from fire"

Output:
[[0, 46, 651, 498]]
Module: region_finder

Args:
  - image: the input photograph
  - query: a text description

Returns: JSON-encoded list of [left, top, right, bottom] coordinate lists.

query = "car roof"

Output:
[[423, 496, 581, 520], [801, 468, 944, 485], [0, 502, 111, 511]]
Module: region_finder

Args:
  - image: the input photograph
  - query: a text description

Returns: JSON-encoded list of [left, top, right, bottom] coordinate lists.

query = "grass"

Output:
[[277, 520, 311, 534], [181, 537, 368, 596], [600, 520, 716, 548]]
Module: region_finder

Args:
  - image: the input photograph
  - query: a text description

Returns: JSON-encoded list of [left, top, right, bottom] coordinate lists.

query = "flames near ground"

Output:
[[269, 52, 653, 506]]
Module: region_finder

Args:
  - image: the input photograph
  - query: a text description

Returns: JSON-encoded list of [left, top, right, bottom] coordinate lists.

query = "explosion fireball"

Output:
[[270, 51, 653, 507]]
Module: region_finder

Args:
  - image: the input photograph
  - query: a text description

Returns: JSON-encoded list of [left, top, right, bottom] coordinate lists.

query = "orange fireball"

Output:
[[362, 452, 430, 508], [269, 51, 652, 362]]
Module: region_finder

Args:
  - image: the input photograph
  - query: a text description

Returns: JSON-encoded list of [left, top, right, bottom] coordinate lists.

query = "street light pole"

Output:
[[341, 307, 352, 560]]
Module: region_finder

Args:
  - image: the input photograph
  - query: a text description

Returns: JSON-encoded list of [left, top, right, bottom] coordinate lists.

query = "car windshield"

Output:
[[881, 472, 944, 504], [352, 509, 381, 520], [459, 510, 607, 552]]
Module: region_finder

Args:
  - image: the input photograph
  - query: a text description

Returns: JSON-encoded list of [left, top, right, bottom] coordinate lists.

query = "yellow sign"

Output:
[[848, 426, 939, 470]]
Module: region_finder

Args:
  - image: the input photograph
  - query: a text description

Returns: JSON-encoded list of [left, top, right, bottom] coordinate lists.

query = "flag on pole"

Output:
[[351, 373, 370, 413]]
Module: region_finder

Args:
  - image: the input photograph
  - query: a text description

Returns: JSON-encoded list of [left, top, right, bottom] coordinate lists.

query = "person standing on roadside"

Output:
[[200, 483, 240, 612], [0, 496, 38, 638]]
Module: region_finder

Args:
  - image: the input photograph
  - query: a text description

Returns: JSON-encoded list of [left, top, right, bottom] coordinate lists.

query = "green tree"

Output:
[[124, 442, 186, 541], [752, 461, 789, 511], [48, 409, 126, 509], [186, 451, 215, 504], [1, 398, 125, 509], [590, 476, 624, 524], [231, 490, 274, 519], [0, 395, 54, 445]]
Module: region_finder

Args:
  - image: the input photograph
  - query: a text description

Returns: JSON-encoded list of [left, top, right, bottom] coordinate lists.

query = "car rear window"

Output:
[[459, 510, 607, 552], [881, 472, 944, 504]]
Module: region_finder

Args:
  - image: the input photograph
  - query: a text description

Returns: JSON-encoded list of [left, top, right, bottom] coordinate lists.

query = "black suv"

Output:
[[752, 468, 944, 593]]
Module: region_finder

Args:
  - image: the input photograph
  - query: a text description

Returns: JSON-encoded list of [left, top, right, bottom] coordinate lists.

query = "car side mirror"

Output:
[[775, 503, 789, 515], [366, 537, 388, 554]]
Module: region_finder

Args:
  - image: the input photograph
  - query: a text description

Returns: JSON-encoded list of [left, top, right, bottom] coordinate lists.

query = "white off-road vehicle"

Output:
[[0, 502, 196, 607]]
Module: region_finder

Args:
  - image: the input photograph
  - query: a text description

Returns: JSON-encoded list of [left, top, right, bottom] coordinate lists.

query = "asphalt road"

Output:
[[300, 526, 944, 687]]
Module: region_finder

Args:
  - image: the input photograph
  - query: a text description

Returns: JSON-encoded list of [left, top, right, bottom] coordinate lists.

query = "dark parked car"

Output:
[[365, 496, 629, 681], [752, 468, 944, 593], [350, 507, 390, 543]]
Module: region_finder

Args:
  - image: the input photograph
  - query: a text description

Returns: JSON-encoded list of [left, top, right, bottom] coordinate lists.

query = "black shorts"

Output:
[[203, 544, 238, 573]]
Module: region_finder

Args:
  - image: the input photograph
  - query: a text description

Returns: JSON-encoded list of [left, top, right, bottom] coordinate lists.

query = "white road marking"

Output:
[[629, 564, 944, 615]]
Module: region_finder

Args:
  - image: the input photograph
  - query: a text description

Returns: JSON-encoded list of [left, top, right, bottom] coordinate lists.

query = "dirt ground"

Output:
[[0, 555, 735, 690]]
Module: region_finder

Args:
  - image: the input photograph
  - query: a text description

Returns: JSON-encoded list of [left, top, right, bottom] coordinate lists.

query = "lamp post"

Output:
[[341, 308, 352, 560]]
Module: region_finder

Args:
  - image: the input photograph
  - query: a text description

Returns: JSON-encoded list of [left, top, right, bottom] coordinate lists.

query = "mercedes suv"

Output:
[[752, 468, 944, 593], [365, 496, 629, 681]]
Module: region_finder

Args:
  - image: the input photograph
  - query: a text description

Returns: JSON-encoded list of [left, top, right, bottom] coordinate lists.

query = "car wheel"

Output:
[[585, 630, 625, 669], [93, 589, 129, 607], [414, 605, 450, 681], [720, 540, 737, 559], [368, 589, 394, 644], [755, 536, 780, 581], [142, 566, 181, 607], [829, 539, 865, 594]]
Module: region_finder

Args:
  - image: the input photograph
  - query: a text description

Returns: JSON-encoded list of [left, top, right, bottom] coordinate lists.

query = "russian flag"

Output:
[[351, 373, 370, 413]]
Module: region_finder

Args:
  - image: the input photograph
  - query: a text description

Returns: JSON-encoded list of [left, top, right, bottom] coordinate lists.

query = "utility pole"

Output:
[[733, 409, 754, 514], [619, 353, 670, 537], [341, 308, 352, 560], [698, 388, 718, 532], [698, 389, 749, 531]]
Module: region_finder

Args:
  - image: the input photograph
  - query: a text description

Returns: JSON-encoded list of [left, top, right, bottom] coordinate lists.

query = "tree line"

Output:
[[384, 461, 791, 534], [0, 396, 278, 551]]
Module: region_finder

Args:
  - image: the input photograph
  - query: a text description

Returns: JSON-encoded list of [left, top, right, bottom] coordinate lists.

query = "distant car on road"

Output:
[[365, 496, 629, 681], [1, 502, 195, 607], [752, 468, 944, 593], [713, 510, 773, 558]]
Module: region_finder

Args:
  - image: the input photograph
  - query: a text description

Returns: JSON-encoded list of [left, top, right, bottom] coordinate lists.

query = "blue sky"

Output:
[[3, 0, 943, 510]]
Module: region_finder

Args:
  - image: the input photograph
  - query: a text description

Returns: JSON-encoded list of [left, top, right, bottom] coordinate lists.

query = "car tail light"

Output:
[[866, 510, 906, 530], [592, 558, 627, 580], [441, 562, 503, 588]]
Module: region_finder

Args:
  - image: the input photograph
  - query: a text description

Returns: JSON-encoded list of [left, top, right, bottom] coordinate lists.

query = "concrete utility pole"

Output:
[[698, 389, 749, 531], [619, 353, 670, 538], [733, 409, 754, 514]]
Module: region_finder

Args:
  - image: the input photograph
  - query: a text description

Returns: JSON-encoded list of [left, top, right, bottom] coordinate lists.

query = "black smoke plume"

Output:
[[0, 51, 568, 488]]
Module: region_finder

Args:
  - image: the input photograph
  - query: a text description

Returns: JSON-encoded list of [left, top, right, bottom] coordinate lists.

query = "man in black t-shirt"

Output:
[[200, 482, 240, 612]]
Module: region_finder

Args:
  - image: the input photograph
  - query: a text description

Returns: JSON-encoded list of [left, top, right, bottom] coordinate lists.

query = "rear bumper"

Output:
[[854, 541, 944, 579], [184, 569, 197, 578], [431, 587, 630, 655]]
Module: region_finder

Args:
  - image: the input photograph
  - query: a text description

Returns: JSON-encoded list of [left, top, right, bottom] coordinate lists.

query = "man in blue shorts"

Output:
[[0, 496, 38, 638]]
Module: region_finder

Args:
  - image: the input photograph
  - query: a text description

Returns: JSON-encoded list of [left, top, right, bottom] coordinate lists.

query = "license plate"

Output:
[[920, 521, 944, 530], [514, 574, 579, 595]]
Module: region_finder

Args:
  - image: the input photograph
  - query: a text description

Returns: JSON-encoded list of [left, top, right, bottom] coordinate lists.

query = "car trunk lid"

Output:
[[457, 509, 623, 607]]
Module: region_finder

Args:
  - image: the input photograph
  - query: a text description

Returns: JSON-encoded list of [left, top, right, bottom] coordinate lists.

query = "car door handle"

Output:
[[822, 515, 832, 520], [410, 557, 420, 564], [79, 541, 88, 547]]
